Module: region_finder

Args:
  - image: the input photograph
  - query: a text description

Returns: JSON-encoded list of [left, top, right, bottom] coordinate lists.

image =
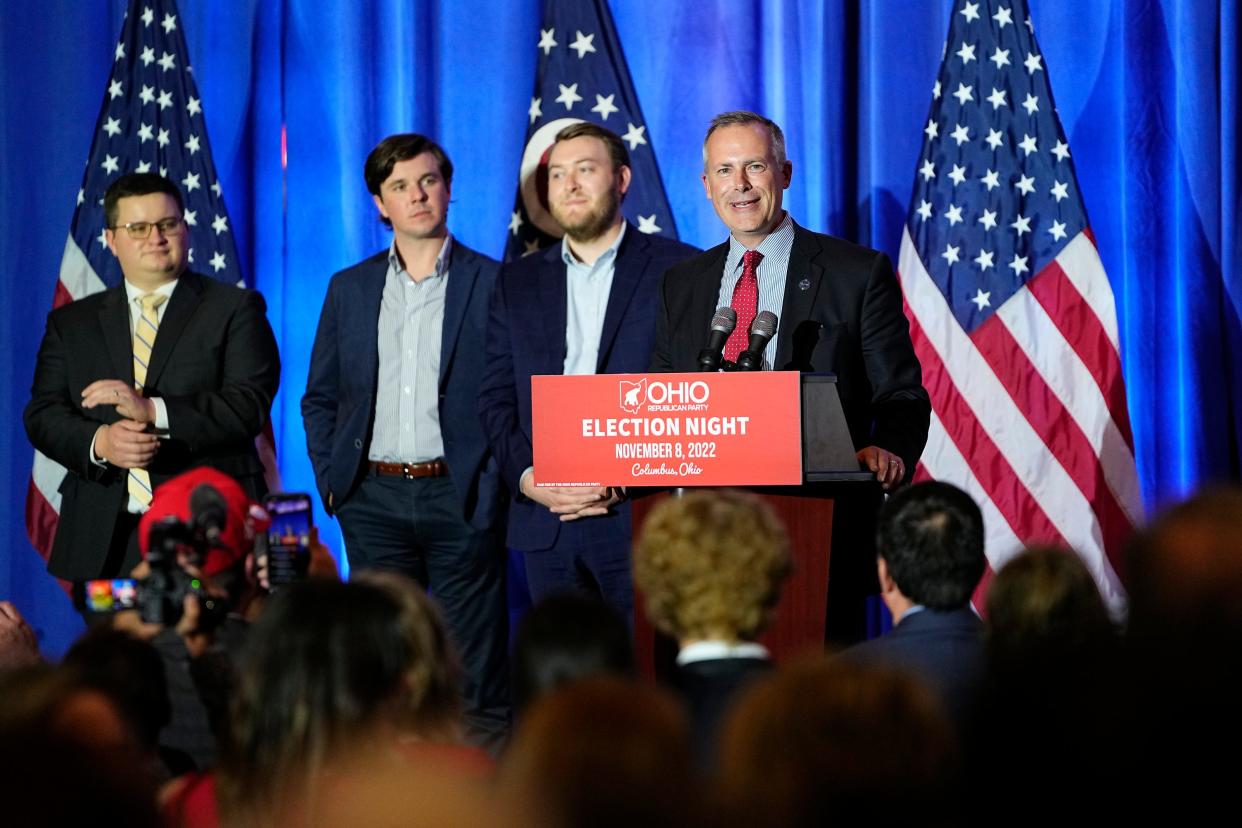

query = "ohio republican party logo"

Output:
[[618, 378, 712, 413], [619, 378, 647, 413]]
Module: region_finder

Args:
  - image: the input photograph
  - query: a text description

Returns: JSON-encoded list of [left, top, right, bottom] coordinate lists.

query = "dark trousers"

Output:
[[521, 512, 634, 623], [337, 473, 510, 747]]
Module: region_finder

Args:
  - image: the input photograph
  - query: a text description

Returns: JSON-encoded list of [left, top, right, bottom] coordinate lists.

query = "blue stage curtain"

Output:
[[3, 0, 1238, 654]]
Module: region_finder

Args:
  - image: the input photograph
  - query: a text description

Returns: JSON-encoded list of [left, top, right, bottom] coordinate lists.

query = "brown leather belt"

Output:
[[369, 458, 447, 479]]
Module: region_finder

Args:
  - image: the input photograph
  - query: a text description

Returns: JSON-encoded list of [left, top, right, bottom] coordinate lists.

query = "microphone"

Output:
[[189, 483, 229, 547], [735, 311, 778, 371], [697, 307, 737, 372]]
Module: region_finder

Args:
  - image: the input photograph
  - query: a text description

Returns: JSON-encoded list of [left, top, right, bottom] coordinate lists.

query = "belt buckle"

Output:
[[401, 463, 418, 480]]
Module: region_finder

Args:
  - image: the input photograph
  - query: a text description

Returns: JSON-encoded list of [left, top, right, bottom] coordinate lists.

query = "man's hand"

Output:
[[95, 420, 159, 469], [857, 445, 907, 491], [0, 601, 40, 670], [562, 487, 625, 519], [81, 379, 156, 424], [113, 595, 208, 657], [520, 473, 622, 522], [113, 560, 221, 658], [112, 561, 164, 642], [171, 588, 214, 659], [250, 526, 340, 591]]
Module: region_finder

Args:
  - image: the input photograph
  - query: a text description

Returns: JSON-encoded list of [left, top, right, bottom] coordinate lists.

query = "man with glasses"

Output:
[[25, 172, 280, 582]]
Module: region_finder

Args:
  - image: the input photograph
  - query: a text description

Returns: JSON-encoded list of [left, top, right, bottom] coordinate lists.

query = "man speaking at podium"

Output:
[[650, 111, 931, 643]]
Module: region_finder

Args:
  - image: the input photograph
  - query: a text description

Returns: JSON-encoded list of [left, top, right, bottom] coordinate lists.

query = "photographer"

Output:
[[111, 467, 265, 770]]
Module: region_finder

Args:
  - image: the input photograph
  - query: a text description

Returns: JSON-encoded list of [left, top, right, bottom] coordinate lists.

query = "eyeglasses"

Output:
[[113, 217, 185, 239]]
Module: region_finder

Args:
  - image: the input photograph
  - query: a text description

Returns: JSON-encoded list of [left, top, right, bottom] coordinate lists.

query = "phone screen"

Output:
[[264, 494, 312, 586], [82, 578, 139, 613]]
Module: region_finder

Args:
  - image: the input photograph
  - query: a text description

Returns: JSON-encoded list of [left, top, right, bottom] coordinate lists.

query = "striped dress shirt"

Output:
[[715, 212, 795, 370], [369, 236, 451, 464]]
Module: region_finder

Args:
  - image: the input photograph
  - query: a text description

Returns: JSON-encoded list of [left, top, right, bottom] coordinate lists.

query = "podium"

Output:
[[531, 371, 875, 675]]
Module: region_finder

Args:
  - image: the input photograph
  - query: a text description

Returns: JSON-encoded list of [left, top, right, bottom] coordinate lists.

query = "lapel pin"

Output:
[[798, 278, 811, 292]]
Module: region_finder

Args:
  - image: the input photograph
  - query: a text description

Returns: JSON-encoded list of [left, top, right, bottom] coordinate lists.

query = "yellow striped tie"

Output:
[[128, 293, 167, 507]]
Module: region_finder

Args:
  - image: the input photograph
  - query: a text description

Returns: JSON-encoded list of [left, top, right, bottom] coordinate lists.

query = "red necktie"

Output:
[[723, 249, 763, 363]]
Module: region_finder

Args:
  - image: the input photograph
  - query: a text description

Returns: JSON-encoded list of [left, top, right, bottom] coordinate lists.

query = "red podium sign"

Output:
[[532, 372, 803, 487]]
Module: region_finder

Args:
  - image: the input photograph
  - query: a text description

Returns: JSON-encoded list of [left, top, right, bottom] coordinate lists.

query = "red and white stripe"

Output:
[[899, 226, 1140, 613], [26, 235, 107, 562]]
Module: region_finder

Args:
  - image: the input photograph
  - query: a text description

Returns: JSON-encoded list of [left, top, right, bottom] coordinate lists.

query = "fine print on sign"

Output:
[[532, 372, 803, 487]]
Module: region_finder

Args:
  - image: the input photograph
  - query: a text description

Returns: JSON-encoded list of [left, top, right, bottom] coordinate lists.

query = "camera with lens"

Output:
[[138, 515, 230, 629], [76, 480, 247, 627]]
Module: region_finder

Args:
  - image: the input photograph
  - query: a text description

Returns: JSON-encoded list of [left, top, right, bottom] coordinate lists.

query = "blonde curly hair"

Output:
[[634, 489, 791, 642]]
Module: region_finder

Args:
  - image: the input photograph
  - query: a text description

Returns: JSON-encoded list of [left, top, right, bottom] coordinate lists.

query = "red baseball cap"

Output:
[[138, 467, 266, 575]]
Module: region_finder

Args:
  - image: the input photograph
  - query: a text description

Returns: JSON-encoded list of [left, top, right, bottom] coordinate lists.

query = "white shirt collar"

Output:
[[561, 220, 627, 267], [388, 233, 453, 279], [897, 604, 927, 624], [123, 277, 178, 304], [727, 211, 793, 259], [677, 640, 770, 665]]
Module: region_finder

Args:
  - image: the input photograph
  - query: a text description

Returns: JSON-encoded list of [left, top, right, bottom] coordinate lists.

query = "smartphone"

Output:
[[80, 578, 139, 614], [263, 493, 313, 588]]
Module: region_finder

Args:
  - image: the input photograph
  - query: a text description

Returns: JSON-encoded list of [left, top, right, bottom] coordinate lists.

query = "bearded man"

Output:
[[478, 122, 697, 616]]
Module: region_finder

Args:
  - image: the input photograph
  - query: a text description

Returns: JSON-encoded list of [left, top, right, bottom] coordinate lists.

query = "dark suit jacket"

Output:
[[478, 226, 698, 551], [25, 271, 281, 580], [843, 606, 986, 725], [650, 222, 930, 473], [677, 655, 772, 767], [301, 241, 502, 530]]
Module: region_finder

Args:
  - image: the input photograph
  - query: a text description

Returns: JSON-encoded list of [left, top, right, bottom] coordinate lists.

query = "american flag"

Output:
[[898, 0, 1141, 611], [26, 0, 274, 566], [504, 0, 679, 260]]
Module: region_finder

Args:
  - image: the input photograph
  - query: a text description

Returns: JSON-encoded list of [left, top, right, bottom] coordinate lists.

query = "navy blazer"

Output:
[[843, 606, 986, 725], [478, 226, 698, 551], [651, 222, 931, 475], [301, 241, 502, 530]]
